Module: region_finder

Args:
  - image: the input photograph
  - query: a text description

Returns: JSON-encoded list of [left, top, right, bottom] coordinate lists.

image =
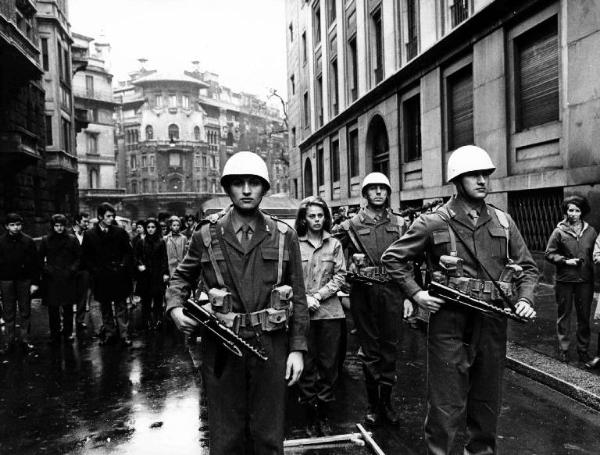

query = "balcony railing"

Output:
[[73, 87, 115, 103], [450, 0, 469, 28]]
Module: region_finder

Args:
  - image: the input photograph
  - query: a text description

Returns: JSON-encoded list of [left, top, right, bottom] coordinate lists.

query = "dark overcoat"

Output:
[[82, 224, 133, 302], [39, 232, 80, 307], [134, 234, 168, 296]]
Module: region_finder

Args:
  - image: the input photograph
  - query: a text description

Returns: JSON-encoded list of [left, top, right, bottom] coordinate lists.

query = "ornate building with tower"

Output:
[[113, 62, 289, 220]]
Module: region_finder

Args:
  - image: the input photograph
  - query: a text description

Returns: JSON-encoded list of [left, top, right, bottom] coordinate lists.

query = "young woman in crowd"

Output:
[[39, 214, 81, 344], [294, 196, 346, 437], [545, 195, 597, 364], [133, 218, 169, 332]]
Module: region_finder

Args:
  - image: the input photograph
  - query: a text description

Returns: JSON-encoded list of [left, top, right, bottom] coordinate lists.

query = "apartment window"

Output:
[[182, 95, 190, 109], [130, 155, 137, 170], [45, 115, 52, 145], [211, 155, 216, 168], [406, 0, 419, 60], [302, 31, 307, 64], [61, 118, 71, 152], [211, 181, 217, 193], [348, 126, 359, 178], [87, 109, 98, 122], [329, 58, 339, 116], [63, 48, 70, 83], [150, 155, 155, 166], [89, 169, 98, 189], [202, 154, 207, 167], [168, 124, 179, 140], [291, 126, 297, 147], [142, 155, 147, 168], [289, 22, 294, 41], [447, 66, 474, 150], [330, 137, 340, 183], [303, 91, 310, 128], [516, 18, 559, 131], [57, 40, 63, 80], [155, 95, 162, 107], [403, 94, 422, 161], [194, 125, 201, 141], [371, 8, 384, 85], [146, 125, 154, 140], [450, 0, 470, 28], [313, 3, 321, 46], [132, 181, 138, 193], [85, 75, 94, 97], [169, 94, 177, 108], [315, 75, 324, 127], [347, 37, 358, 102], [290, 74, 296, 95], [86, 134, 98, 154], [169, 152, 181, 167], [327, 0, 336, 25], [317, 143, 325, 187], [142, 179, 148, 193], [41, 38, 49, 71]]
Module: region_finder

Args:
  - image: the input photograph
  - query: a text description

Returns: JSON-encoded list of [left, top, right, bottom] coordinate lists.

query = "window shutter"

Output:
[[517, 20, 559, 130], [448, 67, 473, 150]]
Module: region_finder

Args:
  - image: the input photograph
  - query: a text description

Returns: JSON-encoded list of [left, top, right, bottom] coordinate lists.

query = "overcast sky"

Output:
[[69, 0, 287, 102]]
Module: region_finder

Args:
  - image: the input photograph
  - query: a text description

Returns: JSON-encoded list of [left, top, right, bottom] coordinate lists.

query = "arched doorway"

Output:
[[366, 115, 389, 176], [303, 157, 313, 197]]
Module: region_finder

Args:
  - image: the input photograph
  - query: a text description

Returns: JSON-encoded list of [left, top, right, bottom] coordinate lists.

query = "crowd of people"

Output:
[[0, 146, 599, 454], [0, 207, 200, 353]]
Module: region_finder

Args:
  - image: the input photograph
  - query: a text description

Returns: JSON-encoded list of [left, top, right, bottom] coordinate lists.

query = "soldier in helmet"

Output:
[[382, 145, 538, 454], [166, 151, 308, 454], [334, 172, 411, 425]]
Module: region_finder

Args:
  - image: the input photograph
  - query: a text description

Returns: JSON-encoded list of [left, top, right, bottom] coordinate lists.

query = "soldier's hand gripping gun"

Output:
[[427, 281, 529, 323], [183, 298, 268, 361]]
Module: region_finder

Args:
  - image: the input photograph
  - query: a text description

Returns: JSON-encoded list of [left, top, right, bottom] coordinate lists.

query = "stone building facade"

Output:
[[72, 32, 123, 216], [37, 0, 79, 218], [114, 64, 290, 220], [0, 0, 51, 235], [285, 0, 600, 267]]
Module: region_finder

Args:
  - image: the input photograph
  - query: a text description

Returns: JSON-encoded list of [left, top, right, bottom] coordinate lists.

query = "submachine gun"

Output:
[[345, 253, 391, 286], [428, 255, 529, 323], [427, 281, 529, 323], [183, 298, 268, 361]]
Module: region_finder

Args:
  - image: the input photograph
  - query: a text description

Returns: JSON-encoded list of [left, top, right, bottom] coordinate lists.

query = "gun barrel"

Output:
[[428, 281, 529, 324]]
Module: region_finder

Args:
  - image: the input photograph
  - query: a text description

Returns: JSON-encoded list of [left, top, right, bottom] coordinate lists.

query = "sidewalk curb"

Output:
[[506, 342, 600, 412]]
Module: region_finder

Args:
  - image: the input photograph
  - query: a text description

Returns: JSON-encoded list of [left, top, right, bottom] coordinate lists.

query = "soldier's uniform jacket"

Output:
[[334, 207, 406, 266], [166, 207, 309, 352], [382, 197, 538, 303]]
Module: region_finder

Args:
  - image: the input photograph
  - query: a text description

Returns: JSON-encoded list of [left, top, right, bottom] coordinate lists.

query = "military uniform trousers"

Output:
[[298, 318, 343, 404], [425, 307, 507, 455], [201, 329, 288, 455], [350, 282, 401, 386]]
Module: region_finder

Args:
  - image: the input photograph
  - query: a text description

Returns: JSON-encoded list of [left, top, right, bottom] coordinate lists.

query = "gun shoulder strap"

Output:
[[343, 218, 377, 265], [436, 209, 517, 312], [492, 207, 510, 260], [200, 223, 226, 288], [275, 221, 288, 285]]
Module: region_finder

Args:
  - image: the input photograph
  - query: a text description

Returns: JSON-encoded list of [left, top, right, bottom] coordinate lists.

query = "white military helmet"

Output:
[[361, 172, 392, 196], [220, 151, 270, 191], [447, 145, 496, 182]]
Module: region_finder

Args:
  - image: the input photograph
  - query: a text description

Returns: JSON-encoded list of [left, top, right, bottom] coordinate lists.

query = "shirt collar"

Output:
[[231, 210, 258, 234]]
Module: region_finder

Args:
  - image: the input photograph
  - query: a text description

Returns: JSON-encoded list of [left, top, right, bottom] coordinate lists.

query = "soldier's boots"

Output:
[[379, 385, 400, 425], [318, 401, 333, 436], [365, 382, 381, 425], [304, 401, 320, 438]]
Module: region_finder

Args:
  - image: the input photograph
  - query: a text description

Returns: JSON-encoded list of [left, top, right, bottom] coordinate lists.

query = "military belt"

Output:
[[447, 277, 513, 303]]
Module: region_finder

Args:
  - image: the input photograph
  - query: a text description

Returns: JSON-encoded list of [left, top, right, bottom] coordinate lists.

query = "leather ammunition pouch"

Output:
[[359, 266, 391, 282], [446, 276, 513, 304], [208, 288, 233, 314]]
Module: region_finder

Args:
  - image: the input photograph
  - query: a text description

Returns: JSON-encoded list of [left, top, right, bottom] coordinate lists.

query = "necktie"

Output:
[[241, 224, 251, 251], [468, 210, 479, 226]]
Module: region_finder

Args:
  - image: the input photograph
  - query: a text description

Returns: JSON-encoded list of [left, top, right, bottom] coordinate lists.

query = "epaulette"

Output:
[[487, 203, 510, 229], [268, 214, 291, 234]]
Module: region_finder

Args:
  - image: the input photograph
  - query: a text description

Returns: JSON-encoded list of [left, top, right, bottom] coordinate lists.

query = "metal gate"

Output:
[[507, 188, 564, 252]]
